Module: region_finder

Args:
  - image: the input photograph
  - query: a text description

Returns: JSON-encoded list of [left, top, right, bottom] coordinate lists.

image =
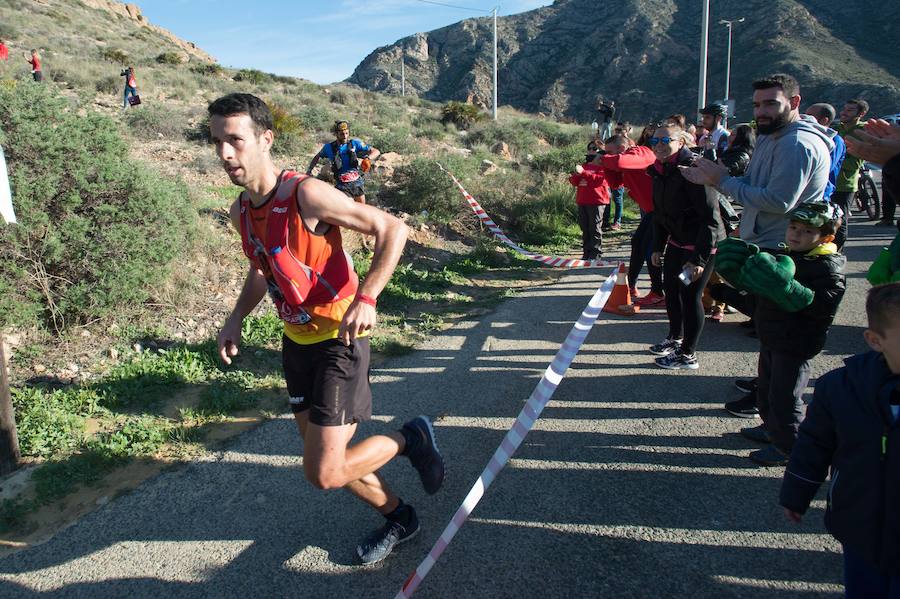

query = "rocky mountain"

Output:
[[348, 0, 900, 123]]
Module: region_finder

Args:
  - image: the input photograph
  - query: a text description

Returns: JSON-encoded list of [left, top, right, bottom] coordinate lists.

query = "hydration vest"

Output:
[[238, 172, 358, 325], [330, 139, 361, 177]]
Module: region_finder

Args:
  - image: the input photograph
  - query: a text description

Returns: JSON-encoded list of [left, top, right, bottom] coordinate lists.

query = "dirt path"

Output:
[[0, 215, 889, 598]]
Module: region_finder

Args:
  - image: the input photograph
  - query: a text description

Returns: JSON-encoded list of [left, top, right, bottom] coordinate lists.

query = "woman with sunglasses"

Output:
[[647, 123, 725, 369]]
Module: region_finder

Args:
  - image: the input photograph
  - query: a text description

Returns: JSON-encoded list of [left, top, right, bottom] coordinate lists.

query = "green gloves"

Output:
[[741, 252, 814, 312], [867, 233, 900, 286], [715, 237, 759, 289]]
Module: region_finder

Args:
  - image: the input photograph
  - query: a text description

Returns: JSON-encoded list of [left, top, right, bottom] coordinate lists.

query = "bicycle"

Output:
[[854, 164, 881, 220]]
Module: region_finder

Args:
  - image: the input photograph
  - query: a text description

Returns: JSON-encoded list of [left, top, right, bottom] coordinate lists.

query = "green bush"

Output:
[[233, 68, 270, 85], [297, 105, 332, 133], [190, 63, 224, 77], [124, 103, 190, 140], [100, 47, 129, 64], [530, 144, 584, 175], [509, 181, 579, 246], [156, 52, 183, 65], [383, 156, 469, 223], [0, 83, 197, 333], [95, 74, 120, 95], [370, 128, 416, 155], [441, 101, 483, 129]]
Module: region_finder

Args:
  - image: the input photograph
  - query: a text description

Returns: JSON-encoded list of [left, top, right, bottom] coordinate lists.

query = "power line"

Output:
[[411, 0, 492, 14]]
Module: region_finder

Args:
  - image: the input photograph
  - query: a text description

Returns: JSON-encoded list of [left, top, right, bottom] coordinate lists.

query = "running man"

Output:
[[210, 93, 444, 565], [307, 120, 380, 204]]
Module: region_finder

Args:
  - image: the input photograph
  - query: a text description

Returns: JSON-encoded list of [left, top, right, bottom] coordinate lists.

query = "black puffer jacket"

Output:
[[780, 351, 900, 575], [754, 247, 845, 359], [649, 148, 725, 267], [720, 145, 752, 177]]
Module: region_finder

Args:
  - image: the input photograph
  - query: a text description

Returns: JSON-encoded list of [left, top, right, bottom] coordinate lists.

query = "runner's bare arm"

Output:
[[297, 178, 408, 344], [218, 199, 269, 364], [306, 151, 322, 175]]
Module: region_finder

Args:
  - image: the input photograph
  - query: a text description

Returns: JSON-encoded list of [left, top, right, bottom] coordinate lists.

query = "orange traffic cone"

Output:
[[603, 263, 639, 316]]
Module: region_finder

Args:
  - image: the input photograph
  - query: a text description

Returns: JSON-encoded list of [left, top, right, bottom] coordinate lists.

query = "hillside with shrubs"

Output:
[[0, 0, 629, 537]]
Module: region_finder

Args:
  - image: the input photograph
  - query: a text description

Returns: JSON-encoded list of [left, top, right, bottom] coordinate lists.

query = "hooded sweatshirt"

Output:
[[719, 114, 833, 249]]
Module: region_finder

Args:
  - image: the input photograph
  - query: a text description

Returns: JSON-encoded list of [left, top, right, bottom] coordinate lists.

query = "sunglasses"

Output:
[[649, 136, 674, 145]]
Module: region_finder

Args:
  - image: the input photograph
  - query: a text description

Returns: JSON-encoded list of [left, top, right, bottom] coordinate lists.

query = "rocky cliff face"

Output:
[[80, 0, 215, 63], [348, 0, 900, 123]]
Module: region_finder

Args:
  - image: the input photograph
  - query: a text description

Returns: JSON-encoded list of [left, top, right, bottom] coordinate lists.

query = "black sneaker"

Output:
[[401, 416, 445, 495], [740, 425, 770, 444], [734, 378, 757, 394], [649, 338, 682, 356], [356, 506, 420, 565], [725, 394, 759, 418], [749, 445, 788, 467], [654, 350, 699, 370]]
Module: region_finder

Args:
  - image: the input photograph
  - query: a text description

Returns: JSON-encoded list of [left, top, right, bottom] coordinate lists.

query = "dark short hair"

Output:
[[665, 114, 687, 129], [207, 93, 273, 135], [866, 282, 900, 335], [846, 98, 869, 116], [752, 73, 800, 98], [730, 123, 756, 152], [806, 103, 836, 124]]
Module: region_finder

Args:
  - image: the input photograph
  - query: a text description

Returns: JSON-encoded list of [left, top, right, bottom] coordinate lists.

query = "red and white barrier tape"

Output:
[[395, 270, 618, 598], [437, 163, 617, 269]]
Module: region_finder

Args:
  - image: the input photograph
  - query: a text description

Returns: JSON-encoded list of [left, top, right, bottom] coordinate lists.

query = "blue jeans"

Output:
[[844, 544, 900, 598], [603, 187, 624, 227], [123, 85, 137, 107]]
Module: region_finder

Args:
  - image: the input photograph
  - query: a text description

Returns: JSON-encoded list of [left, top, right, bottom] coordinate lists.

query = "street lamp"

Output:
[[719, 17, 744, 123]]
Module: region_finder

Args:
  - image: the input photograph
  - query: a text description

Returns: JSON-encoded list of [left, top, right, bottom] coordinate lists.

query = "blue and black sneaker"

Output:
[[356, 505, 419, 565], [401, 416, 445, 495]]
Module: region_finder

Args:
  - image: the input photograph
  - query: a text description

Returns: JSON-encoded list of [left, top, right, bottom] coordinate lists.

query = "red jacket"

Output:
[[600, 146, 655, 212], [568, 163, 610, 206]]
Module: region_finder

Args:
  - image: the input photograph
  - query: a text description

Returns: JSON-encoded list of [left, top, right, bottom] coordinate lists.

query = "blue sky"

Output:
[[138, 1, 554, 84]]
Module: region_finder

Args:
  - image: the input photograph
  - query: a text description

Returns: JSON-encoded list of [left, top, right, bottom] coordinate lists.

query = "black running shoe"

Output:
[[734, 378, 757, 394], [725, 394, 759, 418], [749, 445, 788, 467], [402, 416, 445, 495], [740, 425, 770, 444], [356, 507, 420, 565]]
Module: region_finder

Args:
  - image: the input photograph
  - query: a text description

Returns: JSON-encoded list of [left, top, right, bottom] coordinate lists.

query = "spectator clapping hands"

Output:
[[845, 119, 900, 166]]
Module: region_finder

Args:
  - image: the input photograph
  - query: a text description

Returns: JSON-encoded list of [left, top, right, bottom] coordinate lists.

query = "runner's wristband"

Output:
[[357, 294, 377, 307]]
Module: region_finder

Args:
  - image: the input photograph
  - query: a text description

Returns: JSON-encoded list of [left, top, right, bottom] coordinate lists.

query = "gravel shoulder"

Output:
[[0, 215, 891, 598]]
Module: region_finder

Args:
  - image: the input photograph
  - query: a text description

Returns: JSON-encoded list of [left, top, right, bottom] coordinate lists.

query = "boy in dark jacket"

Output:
[[715, 202, 846, 465], [780, 283, 900, 596]]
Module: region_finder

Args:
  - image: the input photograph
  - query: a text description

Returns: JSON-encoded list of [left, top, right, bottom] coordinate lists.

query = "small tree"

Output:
[[441, 101, 483, 129]]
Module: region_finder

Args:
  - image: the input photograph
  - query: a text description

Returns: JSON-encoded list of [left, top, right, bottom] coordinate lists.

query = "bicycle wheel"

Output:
[[857, 175, 880, 220]]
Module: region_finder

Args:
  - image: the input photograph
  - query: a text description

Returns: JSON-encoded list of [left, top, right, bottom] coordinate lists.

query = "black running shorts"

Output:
[[282, 336, 373, 426]]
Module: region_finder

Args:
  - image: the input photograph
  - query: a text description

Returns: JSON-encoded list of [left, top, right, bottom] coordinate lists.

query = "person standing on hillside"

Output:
[[597, 99, 616, 140], [0, 39, 8, 62], [832, 99, 870, 249], [24, 49, 41, 82], [306, 120, 380, 205], [210, 93, 444, 565], [121, 66, 138, 108], [681, 73, 834, 418]]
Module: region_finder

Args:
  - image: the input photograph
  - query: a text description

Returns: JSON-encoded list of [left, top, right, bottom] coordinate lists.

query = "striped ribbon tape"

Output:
[[436, 163, 617, 269], [396, 269, 618, 598]]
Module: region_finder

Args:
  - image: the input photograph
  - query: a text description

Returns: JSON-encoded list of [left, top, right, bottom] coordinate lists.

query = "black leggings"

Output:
[[628, 211, 663, 293], [662, 245, 715, 355]]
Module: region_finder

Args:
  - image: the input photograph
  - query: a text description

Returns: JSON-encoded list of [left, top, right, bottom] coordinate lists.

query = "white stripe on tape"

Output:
[[396, 270, 618, 598], [436, 163, 618, 269]]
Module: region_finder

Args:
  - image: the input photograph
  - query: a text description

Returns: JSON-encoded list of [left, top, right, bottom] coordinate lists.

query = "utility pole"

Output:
[[401, 49, 405, 97], [0, 146, 19, 476], [492, 6, 498, 121], [697, 0, 710, 117], [719, 17, 744, 127]]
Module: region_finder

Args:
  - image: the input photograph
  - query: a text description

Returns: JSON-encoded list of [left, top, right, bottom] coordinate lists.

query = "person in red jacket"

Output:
[[0, 39, 9, 62], [569, 153, 611, 260], [25, 49, 41, 82], [599, 128, 665, 305]]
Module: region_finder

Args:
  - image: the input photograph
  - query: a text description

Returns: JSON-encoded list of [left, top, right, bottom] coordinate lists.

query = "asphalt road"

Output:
[[0, 215, 893, 598]]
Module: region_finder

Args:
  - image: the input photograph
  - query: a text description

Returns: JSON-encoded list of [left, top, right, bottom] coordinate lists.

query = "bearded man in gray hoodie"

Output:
[[680, 73, 835, 418]]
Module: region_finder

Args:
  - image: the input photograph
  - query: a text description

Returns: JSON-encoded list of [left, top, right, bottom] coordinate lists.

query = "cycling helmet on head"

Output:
[[787, 202, 842, 228]]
